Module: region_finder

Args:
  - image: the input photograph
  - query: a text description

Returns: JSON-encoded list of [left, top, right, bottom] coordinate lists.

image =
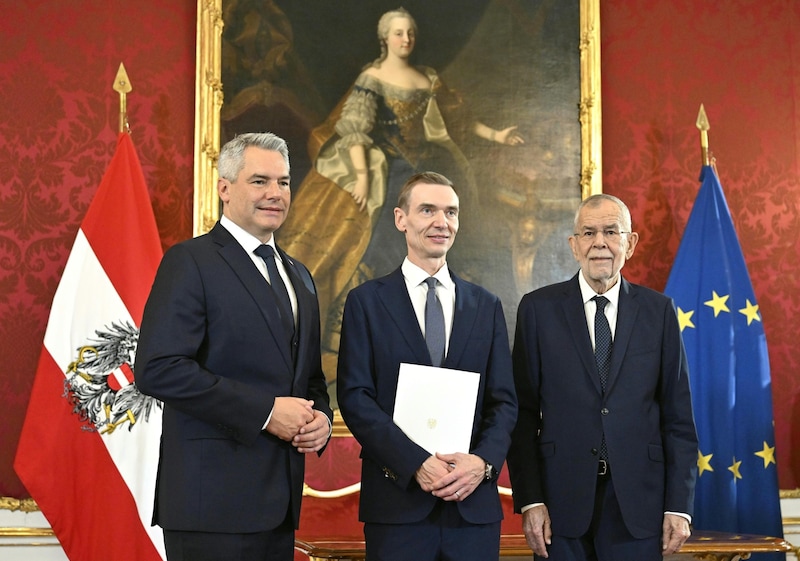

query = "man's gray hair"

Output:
[[573, 193, 633, 231], [217, 132, 290, 182]]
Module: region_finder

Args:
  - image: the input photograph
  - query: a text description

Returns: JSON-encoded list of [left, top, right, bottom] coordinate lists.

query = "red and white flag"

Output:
[[15, 132, 165, 560]]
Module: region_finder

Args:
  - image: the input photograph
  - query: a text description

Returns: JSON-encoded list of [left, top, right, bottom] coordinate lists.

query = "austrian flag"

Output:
[[15, 132, 165, 561]]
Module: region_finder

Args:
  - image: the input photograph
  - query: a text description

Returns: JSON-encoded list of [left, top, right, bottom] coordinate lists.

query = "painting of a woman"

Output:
[[277, 8, 525, 379]]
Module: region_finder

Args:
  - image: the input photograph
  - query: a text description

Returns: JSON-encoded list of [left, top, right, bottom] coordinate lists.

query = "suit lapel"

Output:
[[211, 224, 293, 371], [279, 247, 313, 382], [562, 275, 603, 394], [377, 269, 432, 366], [444, 272, 478, 367], [606, 277, 637, 394]]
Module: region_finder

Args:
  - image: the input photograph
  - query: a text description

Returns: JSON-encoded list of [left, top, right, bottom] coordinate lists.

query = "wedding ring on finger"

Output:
[[454, 490, 460, 498]]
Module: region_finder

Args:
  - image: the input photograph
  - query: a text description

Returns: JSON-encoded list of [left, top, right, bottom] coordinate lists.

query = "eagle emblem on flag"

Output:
[[63, 320, 161, 434]]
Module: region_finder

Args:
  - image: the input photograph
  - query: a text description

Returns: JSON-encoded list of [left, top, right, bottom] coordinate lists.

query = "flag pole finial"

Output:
[[113, 63, 132, 134], [696, 104, 710, 166]]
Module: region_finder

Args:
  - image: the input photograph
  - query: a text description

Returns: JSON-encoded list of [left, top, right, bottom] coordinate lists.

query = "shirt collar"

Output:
[[577, 271, 621, 308], [220, 215, 278, 257], [401, 257, 453, 290]]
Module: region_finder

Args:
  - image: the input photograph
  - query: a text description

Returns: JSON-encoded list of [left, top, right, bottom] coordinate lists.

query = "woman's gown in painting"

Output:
[[277, 66, 476, 374]]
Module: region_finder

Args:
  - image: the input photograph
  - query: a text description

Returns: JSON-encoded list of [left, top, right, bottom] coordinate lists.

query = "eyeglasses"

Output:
[[573, 229, 631, 243]]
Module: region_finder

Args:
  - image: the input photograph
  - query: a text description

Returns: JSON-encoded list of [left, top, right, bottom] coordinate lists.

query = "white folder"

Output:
[[392, 363, 480, 454]]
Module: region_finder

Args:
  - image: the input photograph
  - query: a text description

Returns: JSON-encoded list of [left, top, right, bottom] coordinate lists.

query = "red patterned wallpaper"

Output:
[[3, 0, 800, 538], [0, 1, 196, 498], [601, 1, 800, 488]]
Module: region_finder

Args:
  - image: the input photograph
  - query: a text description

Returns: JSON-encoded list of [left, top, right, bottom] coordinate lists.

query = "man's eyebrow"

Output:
[[581, 222, 621, 230], [247, 173, 291, 182], [417, 203, 459, 211]]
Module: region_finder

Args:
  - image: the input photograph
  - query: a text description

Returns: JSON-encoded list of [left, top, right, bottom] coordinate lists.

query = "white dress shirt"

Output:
[[577, 271, 621, 349], [400, 257, 456, 357], [220, 214, 297, 324]]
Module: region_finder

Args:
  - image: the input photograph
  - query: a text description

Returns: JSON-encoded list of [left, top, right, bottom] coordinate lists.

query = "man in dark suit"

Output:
[[135, 132, 332, 561], [507, 194, 698, 561], [337, 171, 518, 561]]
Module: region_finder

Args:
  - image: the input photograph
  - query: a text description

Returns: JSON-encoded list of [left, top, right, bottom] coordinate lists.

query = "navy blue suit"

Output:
[[507, 274, 697, 545], [337, 267, 517, 532], [135, 222, 332, 534]]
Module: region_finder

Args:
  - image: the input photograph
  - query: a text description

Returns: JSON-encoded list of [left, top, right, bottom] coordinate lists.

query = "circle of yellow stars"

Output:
[[679, 289, 773, 482]]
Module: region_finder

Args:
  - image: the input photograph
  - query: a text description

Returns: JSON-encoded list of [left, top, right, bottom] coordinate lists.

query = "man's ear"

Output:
[[217, 178, 230, 202], [625, 231, 640, 259], [394, 207, 407, 232], [567, 235, 580, 262]]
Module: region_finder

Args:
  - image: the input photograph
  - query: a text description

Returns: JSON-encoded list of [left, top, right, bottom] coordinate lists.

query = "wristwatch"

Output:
[[484, 461, 496, 481]]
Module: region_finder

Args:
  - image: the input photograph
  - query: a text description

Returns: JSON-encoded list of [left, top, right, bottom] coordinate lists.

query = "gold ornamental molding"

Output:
[[193, 0, 223, 236], [0, 497, 38, 513], [781, 488, 800, 499], [579, 0, 602, 198], [0, 527, 55, 538], [8, 489, 800, 513]]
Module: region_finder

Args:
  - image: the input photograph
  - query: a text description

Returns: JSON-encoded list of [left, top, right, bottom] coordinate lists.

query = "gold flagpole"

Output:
[[113, 63, 132, 133], [696, 104, 710, 166]]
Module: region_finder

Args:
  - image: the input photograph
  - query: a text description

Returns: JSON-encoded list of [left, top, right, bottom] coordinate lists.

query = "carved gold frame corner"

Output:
[[192, 0, 602, 237]]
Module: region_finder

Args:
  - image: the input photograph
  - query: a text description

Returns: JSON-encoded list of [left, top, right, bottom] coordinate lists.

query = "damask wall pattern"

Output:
[[0, 1, 196, 497], [3, 0, 800, 513], [601, 0, 800, 488]]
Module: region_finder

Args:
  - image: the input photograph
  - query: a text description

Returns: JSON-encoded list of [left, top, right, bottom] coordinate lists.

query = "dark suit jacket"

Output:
[[507, 274, 697, 539], [337, 267, 517, 525], [134, 222, 332, 533]]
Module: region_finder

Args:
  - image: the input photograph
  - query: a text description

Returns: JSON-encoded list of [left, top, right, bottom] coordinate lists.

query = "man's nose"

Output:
[[264, 180, 283, 197], [591, 231, 608, 246], [432, 210, 449, 226]]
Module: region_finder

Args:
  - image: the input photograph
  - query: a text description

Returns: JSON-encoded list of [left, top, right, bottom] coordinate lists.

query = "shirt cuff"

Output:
[[665, 511, 692, 523], [323, 411, 333, 438], [262, 406, 273, 431]]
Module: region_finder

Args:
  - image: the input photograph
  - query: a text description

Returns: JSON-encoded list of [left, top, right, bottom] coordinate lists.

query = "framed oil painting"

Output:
[[195, 0, 601, 416]]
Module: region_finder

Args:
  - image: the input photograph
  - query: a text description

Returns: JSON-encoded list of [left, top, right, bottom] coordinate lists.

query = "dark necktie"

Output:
[[593, 295, 612, 461], [255, 245, 294, 340], [593, 295, 612, 392], [424, 277, 446, 367]]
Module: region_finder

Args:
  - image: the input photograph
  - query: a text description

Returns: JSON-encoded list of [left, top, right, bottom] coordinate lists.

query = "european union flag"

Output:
[[665, 166, 783, 558]]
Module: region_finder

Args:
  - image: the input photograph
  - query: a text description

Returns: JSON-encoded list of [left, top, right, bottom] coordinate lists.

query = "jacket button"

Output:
[[591, 448, 598, 456], [601, 408, 609, 415]]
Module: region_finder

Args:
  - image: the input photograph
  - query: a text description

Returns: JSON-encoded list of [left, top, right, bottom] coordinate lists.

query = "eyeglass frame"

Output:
[[572, 229, 632, 243]]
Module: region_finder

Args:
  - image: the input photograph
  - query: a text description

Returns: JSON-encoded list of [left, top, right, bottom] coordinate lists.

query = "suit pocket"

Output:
[[183, 416, 239, 441]]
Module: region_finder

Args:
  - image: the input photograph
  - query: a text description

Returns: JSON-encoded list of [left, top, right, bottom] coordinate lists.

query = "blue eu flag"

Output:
[[665, 166, 783, 558]]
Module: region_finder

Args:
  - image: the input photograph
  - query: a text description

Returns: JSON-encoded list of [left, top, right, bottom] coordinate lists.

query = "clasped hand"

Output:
[[415, 452, 484, 502], [266, 397, 330, 453]]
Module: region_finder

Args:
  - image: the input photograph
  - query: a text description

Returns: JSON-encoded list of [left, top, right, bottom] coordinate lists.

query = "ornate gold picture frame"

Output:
[[194, 0, 601, 233], [193, 1, 601, 431]]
